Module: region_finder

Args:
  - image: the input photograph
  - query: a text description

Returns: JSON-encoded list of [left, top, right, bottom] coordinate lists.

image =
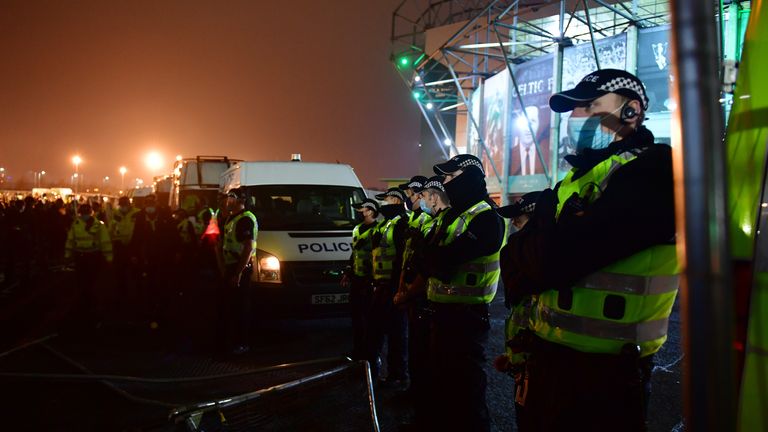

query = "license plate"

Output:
[[311, 293, 349, 305]]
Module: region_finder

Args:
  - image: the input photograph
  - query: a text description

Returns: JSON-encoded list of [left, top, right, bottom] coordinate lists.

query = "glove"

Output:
[[529, 188, 556, 229]]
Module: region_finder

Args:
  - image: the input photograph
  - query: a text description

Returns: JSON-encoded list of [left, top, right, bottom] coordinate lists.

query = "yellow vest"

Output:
[[66, 217, 113, 262], [222, 211, 258, 266], [427, 201, 502, 304], [109, 207, 139, 245], [533, 151, 680, 357]]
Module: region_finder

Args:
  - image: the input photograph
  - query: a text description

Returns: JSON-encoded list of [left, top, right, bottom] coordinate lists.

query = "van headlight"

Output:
[[256, 250, 282, 283]]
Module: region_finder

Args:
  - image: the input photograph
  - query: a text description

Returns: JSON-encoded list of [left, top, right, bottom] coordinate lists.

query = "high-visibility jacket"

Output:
[[372, 215, 403, 281], [222, 210, 258, 266], [408, 210, 430, 230], [66, 217, 113, 262], [401, 211, 432, 272], [177, 218, 196, 245], [181, 194, 201, 215], [504, 297, 536, 366], [109, 207, 140, 245], [427, 201, 501, 304], [532, 152, 680, 357], [196, 208, 219, 237], [352, 222, 376, 278]]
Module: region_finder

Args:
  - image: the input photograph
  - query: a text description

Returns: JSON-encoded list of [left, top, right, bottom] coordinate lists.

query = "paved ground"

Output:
[[0, 265, 683, 431]]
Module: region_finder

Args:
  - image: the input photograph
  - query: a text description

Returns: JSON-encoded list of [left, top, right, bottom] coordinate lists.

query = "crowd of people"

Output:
[[343, 68, 678, 432], [0, 189, 257, 354]]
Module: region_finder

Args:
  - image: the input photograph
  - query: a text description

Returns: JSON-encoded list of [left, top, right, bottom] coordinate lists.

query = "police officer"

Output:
[[196, 199, 221, 274], [493, 191, 540, 431], [397, 176, 431, 298], [65, 203, 113, 327], [423, 155, 504, 432], [342, 198, 380, 361], [399, 176, 431, 233], [368, 187, 408, 385], [393, 175, 450, 430], [416, 154, 504, 431], [504, 69, 678, 431], [217, 188, 258, 354]]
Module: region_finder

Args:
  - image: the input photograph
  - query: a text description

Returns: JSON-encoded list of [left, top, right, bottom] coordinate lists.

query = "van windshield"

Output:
[[243, 185, 366, 231]]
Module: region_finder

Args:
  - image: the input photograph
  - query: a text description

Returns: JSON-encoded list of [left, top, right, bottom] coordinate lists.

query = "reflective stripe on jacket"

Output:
[[372, 216, 402, 281], [534, 152, 680, 357], [352, 222, 375, 277], [427, 201, 501, 304]]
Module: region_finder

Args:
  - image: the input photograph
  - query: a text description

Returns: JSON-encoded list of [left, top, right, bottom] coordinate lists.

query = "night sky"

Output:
[[0, 0, 420, 189]]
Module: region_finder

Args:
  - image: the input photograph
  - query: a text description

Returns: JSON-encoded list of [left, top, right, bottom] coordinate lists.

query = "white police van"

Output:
[[220, 158, 366, 316]]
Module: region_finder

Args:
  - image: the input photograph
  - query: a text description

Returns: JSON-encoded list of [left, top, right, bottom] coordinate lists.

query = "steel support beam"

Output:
[[669, 0, 736, 430]]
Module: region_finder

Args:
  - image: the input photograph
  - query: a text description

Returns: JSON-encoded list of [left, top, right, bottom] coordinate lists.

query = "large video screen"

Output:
[[507, 54, 555, 193], [480, 68, 510, 185], [637, 25, 671, 114], [637, 25, 672, 144]]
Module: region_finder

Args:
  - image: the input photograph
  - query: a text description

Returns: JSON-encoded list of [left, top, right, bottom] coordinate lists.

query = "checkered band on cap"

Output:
[[423, 180, 445, 192], [520, 202, 536, 214], [381, 189, 406, 201], [361, 202, 378, 211], [597, 77, 649, 110], [456, 157, 484, 173], [407, 181, 424, 189]]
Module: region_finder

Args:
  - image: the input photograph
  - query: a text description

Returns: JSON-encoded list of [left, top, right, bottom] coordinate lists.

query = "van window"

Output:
[[244, 185, 365, 231]]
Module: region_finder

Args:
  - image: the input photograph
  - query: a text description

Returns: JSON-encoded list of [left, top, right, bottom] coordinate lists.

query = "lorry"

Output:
[[152, 175, 173, 209], [219, 159, 367, 316], [169, 156, 240, 212]]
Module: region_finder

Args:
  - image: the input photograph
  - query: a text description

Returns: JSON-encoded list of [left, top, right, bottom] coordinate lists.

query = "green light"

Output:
[[412, 91, 421, 100], [399, 57, 409, 66]]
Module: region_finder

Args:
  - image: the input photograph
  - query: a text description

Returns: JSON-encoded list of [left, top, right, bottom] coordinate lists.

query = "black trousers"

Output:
[[349, 275, 373, 360], [216, 265, 253, 352], [522, 336, 654, 432], [407, 295, 430, 424], [72, 251, 105, 325], [111, 243, 138, 319], [366, 279, 408, 380], [426, 302, 491, 432]]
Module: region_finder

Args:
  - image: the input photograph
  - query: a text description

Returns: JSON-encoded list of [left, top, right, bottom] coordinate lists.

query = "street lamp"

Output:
[[72, 155, 82, 173], [34, 170, 46, 187], [72, 155, 82, 192], [119, 166, 127, 193], [145, 151, 164, 173]]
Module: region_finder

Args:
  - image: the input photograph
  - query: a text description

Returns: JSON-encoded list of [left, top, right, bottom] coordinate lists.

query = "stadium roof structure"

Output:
[[390, 0, 672, 183]]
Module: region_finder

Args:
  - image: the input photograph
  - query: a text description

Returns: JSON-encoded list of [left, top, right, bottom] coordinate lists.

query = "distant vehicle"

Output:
[[220, 158, 366, 316], [32, 187, 73, 199], [152, 175, 173, 209], [126, 186, 154, 208], [169, 156, 240, 212]]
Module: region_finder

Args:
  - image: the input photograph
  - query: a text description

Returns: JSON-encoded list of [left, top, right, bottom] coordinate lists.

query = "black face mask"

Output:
[[443, 171, 487, 210], [379, 203, 403, 219]]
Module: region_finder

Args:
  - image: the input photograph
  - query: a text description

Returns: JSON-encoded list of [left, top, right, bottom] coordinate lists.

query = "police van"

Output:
[[219, 158, 366, 316]]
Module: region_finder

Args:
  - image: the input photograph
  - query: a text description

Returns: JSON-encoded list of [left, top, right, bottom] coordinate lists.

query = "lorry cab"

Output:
[[220, 160, 366, 316], [170, 156, 240, 212]]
